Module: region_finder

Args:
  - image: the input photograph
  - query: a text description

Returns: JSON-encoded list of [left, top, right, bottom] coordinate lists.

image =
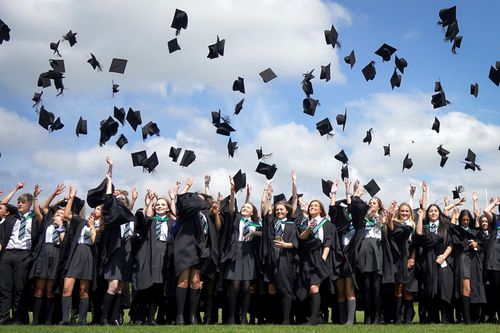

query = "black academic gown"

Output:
[[388, 222, 414, 285]]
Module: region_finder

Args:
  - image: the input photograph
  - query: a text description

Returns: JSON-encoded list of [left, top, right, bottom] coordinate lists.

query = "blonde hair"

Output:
[[394, 202, 415, 228]]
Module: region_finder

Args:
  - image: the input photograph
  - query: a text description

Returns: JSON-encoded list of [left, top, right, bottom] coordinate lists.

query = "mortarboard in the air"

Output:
[[169, 147, 182, 162], [259, 68, 277, 83], [143, 152, 159, 173], [255, 162, 277, 180], [49, 117, 64, 132], [32, 91, 43, 108], [434, 80, 443, 92], [38, 106, 55, 130], [233, 169, 246, 193], [452, 35, 462, 54], [402, 153, 413, 171], [324, 24, 341, 49], [37, 72, 51, 88], [256, 147, 272, 160], [375, 43, 397, 62], [87, 179, 114, 208], [440, 155, 449, 168], [126, 107, 142, 131], [395, 56, 407, 74], [438, 6, 457, 27], [431, 91, 450, 109], [50, 41, 61, 57], [227, 137, 238, 158], [207, 35, 225, 59], [334, 149, 349, 164], [489, 65, 499, 86], [462, 149, 481, 171], [437, 144, 450, 157], [336, 109, 347, 131], [432, 117, 440, 133], [303, 97, 320, 116], [302, 68, 315, 83], [470, 82, 479, 98], [320, 63, 331, 82], [62, 30, 77, 47], [363, 128, 373, 144], [52, 71, 65, 96], [465, 149, 476, 163], [362, 61, 376, 81], [452, 185, 464, 200], [131, 150, 147, 167], [109, 58, 128, 74], [99, 117, 119, 146], [114, 106, 126, 125], [341, 165, 349, 180], [344, 50, 356, 68], [49, 59, 65, 73], [390, 69, 401, 89], [273, 193, 286, 205], [75, 116, 87, 137], [364, 179, 380, 197], [302, 79, 314, 97], [171, 9, 188, 35], [0, 19, 11, 44], [321, 179, 334, 197], [180, 150, 196, 167], [116, 134, 128, 149], [232, 77, 245, 94], [216, 121, 236, 136], [112, 81, 119, 96], [87, 53, 102, 71], [234, 98, 244, 115], [142, 121, 160, 140], [383, 144, 390, 156], [211, 110, 221, 125], [445, 21, 459, 41], [316, 118, 333, 137], [167, 38, 181, 54]]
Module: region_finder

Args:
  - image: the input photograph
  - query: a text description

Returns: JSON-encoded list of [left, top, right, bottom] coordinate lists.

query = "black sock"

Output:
[[338, 301, 346, 324], [78, 298, 89, 325], [101, 293, 114, 322], [61, 296, 72, 323], [403, 300, 414, 324], [281, 295, 292, 324], [227, 282, 239, 323], [346, 299, 356, 325], [176, 287, 187, 317], [32, 297, 44, 325], [394, 297, 403, 323], [111, 294, 122, 322], [148, 301, 156, 323], [45, 297, 55, 325], [205, 296, 213, 323], [240, 283, 251, 323], [189, 289, 201, 320], [310, 293, 321, 323], [462, 296, 471, 324]]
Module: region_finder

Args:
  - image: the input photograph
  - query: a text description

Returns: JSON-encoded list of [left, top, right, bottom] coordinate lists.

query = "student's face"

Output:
[[398, 205, 411, 221], [94, 205, 103, 219], [53, 215, 63, 227], [308, 201, 322, 217], [427, 206, 440, 222], [115, 194, 127, 206], [240, 203, 254, 218], [460, 214, 470, 227], [54, 209, 65, 219], [480, 216, 489, 230], [275, 204, 288, 220], [0, 204, 8, 218], [154, 199, 169, 215], [17, 200, 31, 214]]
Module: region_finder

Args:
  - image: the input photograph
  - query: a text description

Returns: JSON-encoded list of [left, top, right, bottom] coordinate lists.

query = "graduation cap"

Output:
[[50, 40, 61, 57], [462, 149, 481, 171], [452, 35, 462, 54], [316, 118, 333, 137], [87, 53, 102, 71], [52, 71, 65, 96], [131, 150, 147, 167], [0, 19, 11, 44], [255, 162, 277, 180], [87, 179, 115, 208], [49, 59, 65, 73], [321, 179, 334, 197], [375, 43, 397, 62], [303, 97, 319, 116], [109, 58, 128, 74], [383, 144, 390, 156], [334, 149, 348, 164], [37, 72, 51, 88], [116, 134, 128, 149], [75, 116, 87, 137], [302, 80, 314, 97], [234, 98, 244, 115], [232, 76, 245, 94], [207, 35, 225, 59], [362, 61, 376, 81], [142, 121, 160, 140], [272, 193, 285, 205], [167, 38, 181, 53], [434, 80, 443, 92], [431, 91, 450, 109], [363, 128, 373, 144], [62, 30, 77, 46], [57, 196, 86, 215], [344, 50, 356, 68], [320, 63, 331, 82], [465, 148, 476, 163], [259, 68, 277, 83], [402, 153, 413, 171], [233, 169, 246, 193], [216, 121, 236, 136], [437, 144, 450, 157], [324, 24, 341, 49], [32, 91, 43, 108], [38, 106, 55, 130], [341, 165, 349, 180], [169, 147, 182, 162], [114, 106, 126, 125], [171, 8, 188, 35], [444, 21, 459, 41], [364, 179, 380, 197], [452, 185, 464, 200], [335, 109, 347, 131], [126, 107, 142, 131], [99, 116, 119, 146], [395, 56, 407, 74], [470, 82, 478, 97], [180, 150, 196, 167], [256, 147, 272, 160], [227, 137, 238, 158], [112, 81, 119, 96], [489, 65, 499, 86], [49, 117, 64, 132], [438, 6, 457, 27], [440, 155, 449, 168], [390, 69, 401, 89], [302, 68, 315, 83], [211, 110, 221, 125], [431, 117, 440, 133], [143, 152, 159, 173]]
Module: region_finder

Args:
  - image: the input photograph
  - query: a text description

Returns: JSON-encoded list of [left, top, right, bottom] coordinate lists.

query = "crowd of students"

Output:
[[0, 157, 499, 326]]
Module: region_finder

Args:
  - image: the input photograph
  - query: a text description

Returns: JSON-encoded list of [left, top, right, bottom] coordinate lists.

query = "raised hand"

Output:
[[16, 182, 25, 190], [186, 177, 193, 187], [204, 175, 211, 185], [229, 175, 235, 192], [472, 192, 478, 201], [53, 183, 66, 196], [422, 181, 428, 193], [34, 184, 43, 198], [409, 184, 416, 197], [291, 170, 296, 182], [68, 186, 77, 199], [106, 156, 113, 165], [247, 184, 252, 196]]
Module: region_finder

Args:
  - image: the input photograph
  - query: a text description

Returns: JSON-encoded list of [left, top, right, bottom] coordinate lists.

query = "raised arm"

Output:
[[180, 178, 192, 195], [260, 179, 272, 217], [229, 175, 236, 216], [387, 200, 398, 231], [344, 178, 352, 205], [416, 208, 424, 236], [145, 190, 155, 218], [409, 184, 416, 209], [290, 170, 298, 213], [472, 192, 480, 228], [64, 186, 77, 221], [245, 184, 252, 204], [1, 182, 24, 204], [450, 207, 460, 225], [41, 183, 66, 215], [204, 175, 211, 196], [329, 179, 338, 206], [130, 187, 138, 211], [168, 181, 180, 217], [483, 197, 500, 222], [106, 156, 113, 177], [210, 199, 222, 232], [444, 197, 466, 217], [421, 181, 428, 213], [33, 184, 43, 223]]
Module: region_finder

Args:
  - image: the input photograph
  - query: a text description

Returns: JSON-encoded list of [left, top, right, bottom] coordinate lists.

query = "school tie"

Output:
[[52, 227, 60, 244], [83, 227, 91, 240], [199, 212, 209, 234], [18, 213, 33, 240], [155, 220, 162, 240], [242, 219, 252, 237], [429, 222, 438, 233], [123, 222, 131, 241], [274, 220, 284, 238]]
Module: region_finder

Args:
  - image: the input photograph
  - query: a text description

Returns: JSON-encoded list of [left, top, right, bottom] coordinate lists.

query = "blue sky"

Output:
[[0, 0, 499, 210]]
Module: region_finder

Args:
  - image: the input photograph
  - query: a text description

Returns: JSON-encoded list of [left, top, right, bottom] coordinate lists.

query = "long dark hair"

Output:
[[425, 204, 450, 244], [307, 199, 326, 218], [273, 201, 293, 220], [458, 209, 473, 228]]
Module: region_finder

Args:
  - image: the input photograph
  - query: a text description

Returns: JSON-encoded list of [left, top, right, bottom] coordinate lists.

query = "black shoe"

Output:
[[57, 321, 70, 326], [176, 315, 184, 325], [190, 315, 198, 325], [147, 320, 157, 326]]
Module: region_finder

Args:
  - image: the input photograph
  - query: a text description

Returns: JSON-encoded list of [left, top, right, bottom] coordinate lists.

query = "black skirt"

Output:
[[32, 243, 60, 280], [66, 244, 94, 280], [487, 239, 500, 271], [103, 239, 132, 281], [299, 247, 330, 287], [152, 240, 167, 284], [356, 237, 382, 274], [224, 241, 257, 281]]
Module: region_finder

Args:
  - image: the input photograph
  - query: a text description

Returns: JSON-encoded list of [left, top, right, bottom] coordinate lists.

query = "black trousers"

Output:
[[0, 250, 31, 323]]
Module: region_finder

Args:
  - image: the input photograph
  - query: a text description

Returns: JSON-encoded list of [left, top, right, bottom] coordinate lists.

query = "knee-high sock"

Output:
[[111, 294, 122, 322], [394, 296, 403, 323], [32, 297, 44, 325], [346, 299, 356, 325], [189, 288, 201, 320], [205, 295, 214, 323], [45, 297, 55, 325], [227, 282, 240, 322], [462, 296, 471, 324], [281, 295, 292, 324], [403, 300, 414, 324], [78, 298, 89, 325], [61, 296, 72, 323], [310, 293, 321, 323], [240, 282, 251, 323], [101, 293, 114, 322], [176, 287, 187, 317], [338, 301, 346, 324]]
